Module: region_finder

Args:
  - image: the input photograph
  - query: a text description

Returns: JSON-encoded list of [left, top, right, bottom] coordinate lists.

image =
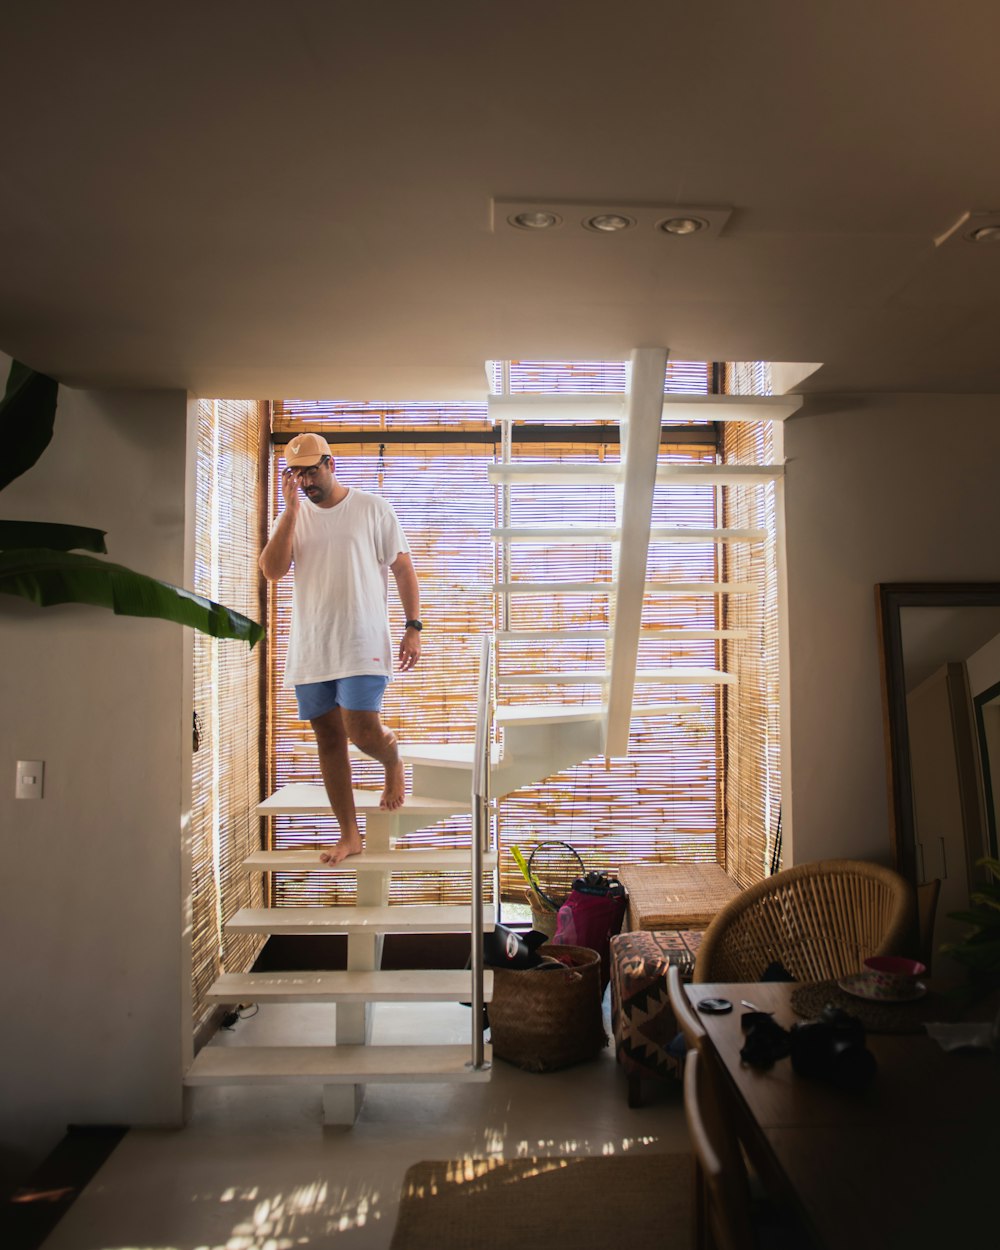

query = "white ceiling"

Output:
[[3, 1, 1000, 400]]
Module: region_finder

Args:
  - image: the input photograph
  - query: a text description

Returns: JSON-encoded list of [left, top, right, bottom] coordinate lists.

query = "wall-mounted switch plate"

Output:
[[16, 760, 44, 799]]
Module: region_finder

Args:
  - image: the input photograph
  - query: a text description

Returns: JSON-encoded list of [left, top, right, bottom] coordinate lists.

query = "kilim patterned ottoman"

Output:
[[609, 928, 704, 1107]]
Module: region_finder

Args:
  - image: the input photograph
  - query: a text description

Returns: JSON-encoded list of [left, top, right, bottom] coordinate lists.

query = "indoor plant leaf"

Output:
[[0, 361, 59, 490], [0, 548, 264, 646], [0, 518, 107, 553]]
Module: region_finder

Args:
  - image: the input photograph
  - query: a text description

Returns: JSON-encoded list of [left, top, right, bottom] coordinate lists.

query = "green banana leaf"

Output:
[[0, 518, 107, 552], [0, 361, 59, 490], [0, 547, 264, 646]]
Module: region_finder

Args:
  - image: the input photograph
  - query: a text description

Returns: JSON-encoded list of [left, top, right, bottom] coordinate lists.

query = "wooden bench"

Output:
[[618, 862, 741, 932]]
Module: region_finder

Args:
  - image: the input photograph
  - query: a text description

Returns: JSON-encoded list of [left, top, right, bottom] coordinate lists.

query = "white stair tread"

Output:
[[486, 393, 800, 424], [489, 463, 620, 485], [644, 582, 755, 595], [243, 849, 499, 873], [495, 627, 749, 641], [492, 524, 621, 541], [628, 700, 706, 717], [491, 581, 616, 594], [228, 905, 497, 935], [258, 783, 467, 816], [497, 627, 613, 641], [655, 463, 783, 485], [492, 525, 765, 543], [500, 668, 735, 686], [648, 526, 767, 542], [400, 742, 501, 768], [489, 580, 753, 595], [186, 1044, 493, 1085], [661, 394, 802, 422], [206, 969, 493, 1003], [495, 702, 606, 726], [489, 395, 625, 423], [488, 462, 782, 487], [638, 627, 749, 640]]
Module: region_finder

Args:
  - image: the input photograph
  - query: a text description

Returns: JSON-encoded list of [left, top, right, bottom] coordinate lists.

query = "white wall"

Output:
[[0, 364, 192, 1186], [966, 630, 1000, 698], [783, 393, 1000, 866]]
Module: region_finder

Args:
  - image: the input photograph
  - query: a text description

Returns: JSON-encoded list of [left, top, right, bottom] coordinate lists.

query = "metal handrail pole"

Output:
[[469, 634, 492, 1069]]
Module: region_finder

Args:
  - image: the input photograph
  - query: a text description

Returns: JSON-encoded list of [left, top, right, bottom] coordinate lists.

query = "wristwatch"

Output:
[[405, 619, 423, 632]]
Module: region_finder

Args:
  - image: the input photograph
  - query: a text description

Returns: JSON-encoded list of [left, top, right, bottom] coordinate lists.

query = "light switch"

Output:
[[16, 760, 44, 799]]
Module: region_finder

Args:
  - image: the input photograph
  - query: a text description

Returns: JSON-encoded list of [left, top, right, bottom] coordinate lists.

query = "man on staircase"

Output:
[[260, 432, 422, 864]]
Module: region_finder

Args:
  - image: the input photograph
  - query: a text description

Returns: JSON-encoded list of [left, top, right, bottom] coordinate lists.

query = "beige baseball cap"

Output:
[[285, 432, 332, 466]]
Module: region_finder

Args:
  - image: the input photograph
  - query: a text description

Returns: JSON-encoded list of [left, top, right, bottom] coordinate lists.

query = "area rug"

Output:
[[388, 1153, 693, 1250]]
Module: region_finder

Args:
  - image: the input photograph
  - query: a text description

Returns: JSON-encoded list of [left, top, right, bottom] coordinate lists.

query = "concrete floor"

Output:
[[40, 996, 689, 1250]]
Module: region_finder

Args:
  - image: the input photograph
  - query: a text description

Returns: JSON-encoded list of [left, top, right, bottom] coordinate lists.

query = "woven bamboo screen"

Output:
[[720, 363, 782, 887], [266, 362, 727, 910], [191, 399, 267, 1030]]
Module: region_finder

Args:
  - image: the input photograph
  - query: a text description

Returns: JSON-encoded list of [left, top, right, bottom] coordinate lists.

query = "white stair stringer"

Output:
[[206, 969, 494, 1004]]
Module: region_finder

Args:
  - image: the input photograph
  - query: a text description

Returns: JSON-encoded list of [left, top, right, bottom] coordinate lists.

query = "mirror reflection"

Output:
[[882, 589, 1000, 974]]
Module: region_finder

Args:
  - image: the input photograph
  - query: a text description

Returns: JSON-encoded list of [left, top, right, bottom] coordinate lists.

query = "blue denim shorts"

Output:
[[295, 675, 389, 720]]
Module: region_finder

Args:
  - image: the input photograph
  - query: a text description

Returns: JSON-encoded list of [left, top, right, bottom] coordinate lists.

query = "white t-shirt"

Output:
[[280, 488, 410, 688]]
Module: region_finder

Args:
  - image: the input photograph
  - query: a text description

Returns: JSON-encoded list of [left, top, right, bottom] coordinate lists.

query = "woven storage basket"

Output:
[[487, 944, 607, 1072], [526, 888, 558, 938]]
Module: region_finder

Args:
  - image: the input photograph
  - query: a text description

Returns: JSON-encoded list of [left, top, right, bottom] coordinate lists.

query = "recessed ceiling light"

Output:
[[658, 216, 709, 236], [583, 213, 635, 233], [970, 225, 1000, 244], [491, 198, 733, 236], [508, 210, 562, 231]]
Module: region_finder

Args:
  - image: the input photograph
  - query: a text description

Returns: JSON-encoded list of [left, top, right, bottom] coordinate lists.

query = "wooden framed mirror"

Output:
[[876, 583, 1000, 964]]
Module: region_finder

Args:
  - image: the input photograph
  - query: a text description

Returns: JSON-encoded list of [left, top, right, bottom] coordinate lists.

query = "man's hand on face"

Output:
[[281, 467, 302, 511]]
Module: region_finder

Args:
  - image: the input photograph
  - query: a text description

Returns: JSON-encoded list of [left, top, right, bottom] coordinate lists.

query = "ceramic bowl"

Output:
[[862, 955, 927, 999]]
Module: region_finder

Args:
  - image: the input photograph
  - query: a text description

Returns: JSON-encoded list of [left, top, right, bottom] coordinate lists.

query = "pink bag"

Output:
[[553, 885, 627, 990]]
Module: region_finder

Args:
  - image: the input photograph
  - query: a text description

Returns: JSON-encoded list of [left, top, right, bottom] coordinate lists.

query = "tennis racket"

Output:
[[527, 840, 586, 911]]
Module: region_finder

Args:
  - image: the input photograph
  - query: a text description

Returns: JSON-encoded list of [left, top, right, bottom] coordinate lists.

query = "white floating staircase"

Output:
[[185, 349, 794, 1123]]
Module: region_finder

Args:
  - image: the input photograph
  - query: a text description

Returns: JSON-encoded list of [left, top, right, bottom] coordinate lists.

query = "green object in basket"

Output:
[[511, 844, 535, 888]]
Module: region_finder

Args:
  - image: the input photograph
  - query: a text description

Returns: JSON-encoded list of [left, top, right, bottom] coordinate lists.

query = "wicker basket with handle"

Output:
[[487, 944, 607, 1072]]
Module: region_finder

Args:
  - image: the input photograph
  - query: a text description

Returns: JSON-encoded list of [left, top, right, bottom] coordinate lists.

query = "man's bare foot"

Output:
[[380, 757, 406, 810], [319, 831, 363, 865]]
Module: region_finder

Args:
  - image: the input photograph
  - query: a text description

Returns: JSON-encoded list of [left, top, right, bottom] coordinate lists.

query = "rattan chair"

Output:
[[684, 1049, 756, 1250], [692, 858, 915, 984], [667, 963, 706, 1053]]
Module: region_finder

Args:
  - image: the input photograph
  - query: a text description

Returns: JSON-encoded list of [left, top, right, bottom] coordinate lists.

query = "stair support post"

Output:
[[470, 635, 492, 1071], [324, 812, 392, 1125], [606, 346, 669, 757]]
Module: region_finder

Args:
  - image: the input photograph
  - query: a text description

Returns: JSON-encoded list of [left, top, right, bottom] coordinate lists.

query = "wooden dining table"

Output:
[[687, 981, 1000, 1250]]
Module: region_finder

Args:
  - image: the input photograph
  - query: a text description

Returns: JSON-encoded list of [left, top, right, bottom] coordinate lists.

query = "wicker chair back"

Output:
[[692, 858, 915, 984]]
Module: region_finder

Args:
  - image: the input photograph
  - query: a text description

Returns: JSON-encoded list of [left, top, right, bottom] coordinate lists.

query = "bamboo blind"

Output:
[[487, 358, 714, 397], [191, 399, 266, 1029], [720, 363, 782, 887]]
